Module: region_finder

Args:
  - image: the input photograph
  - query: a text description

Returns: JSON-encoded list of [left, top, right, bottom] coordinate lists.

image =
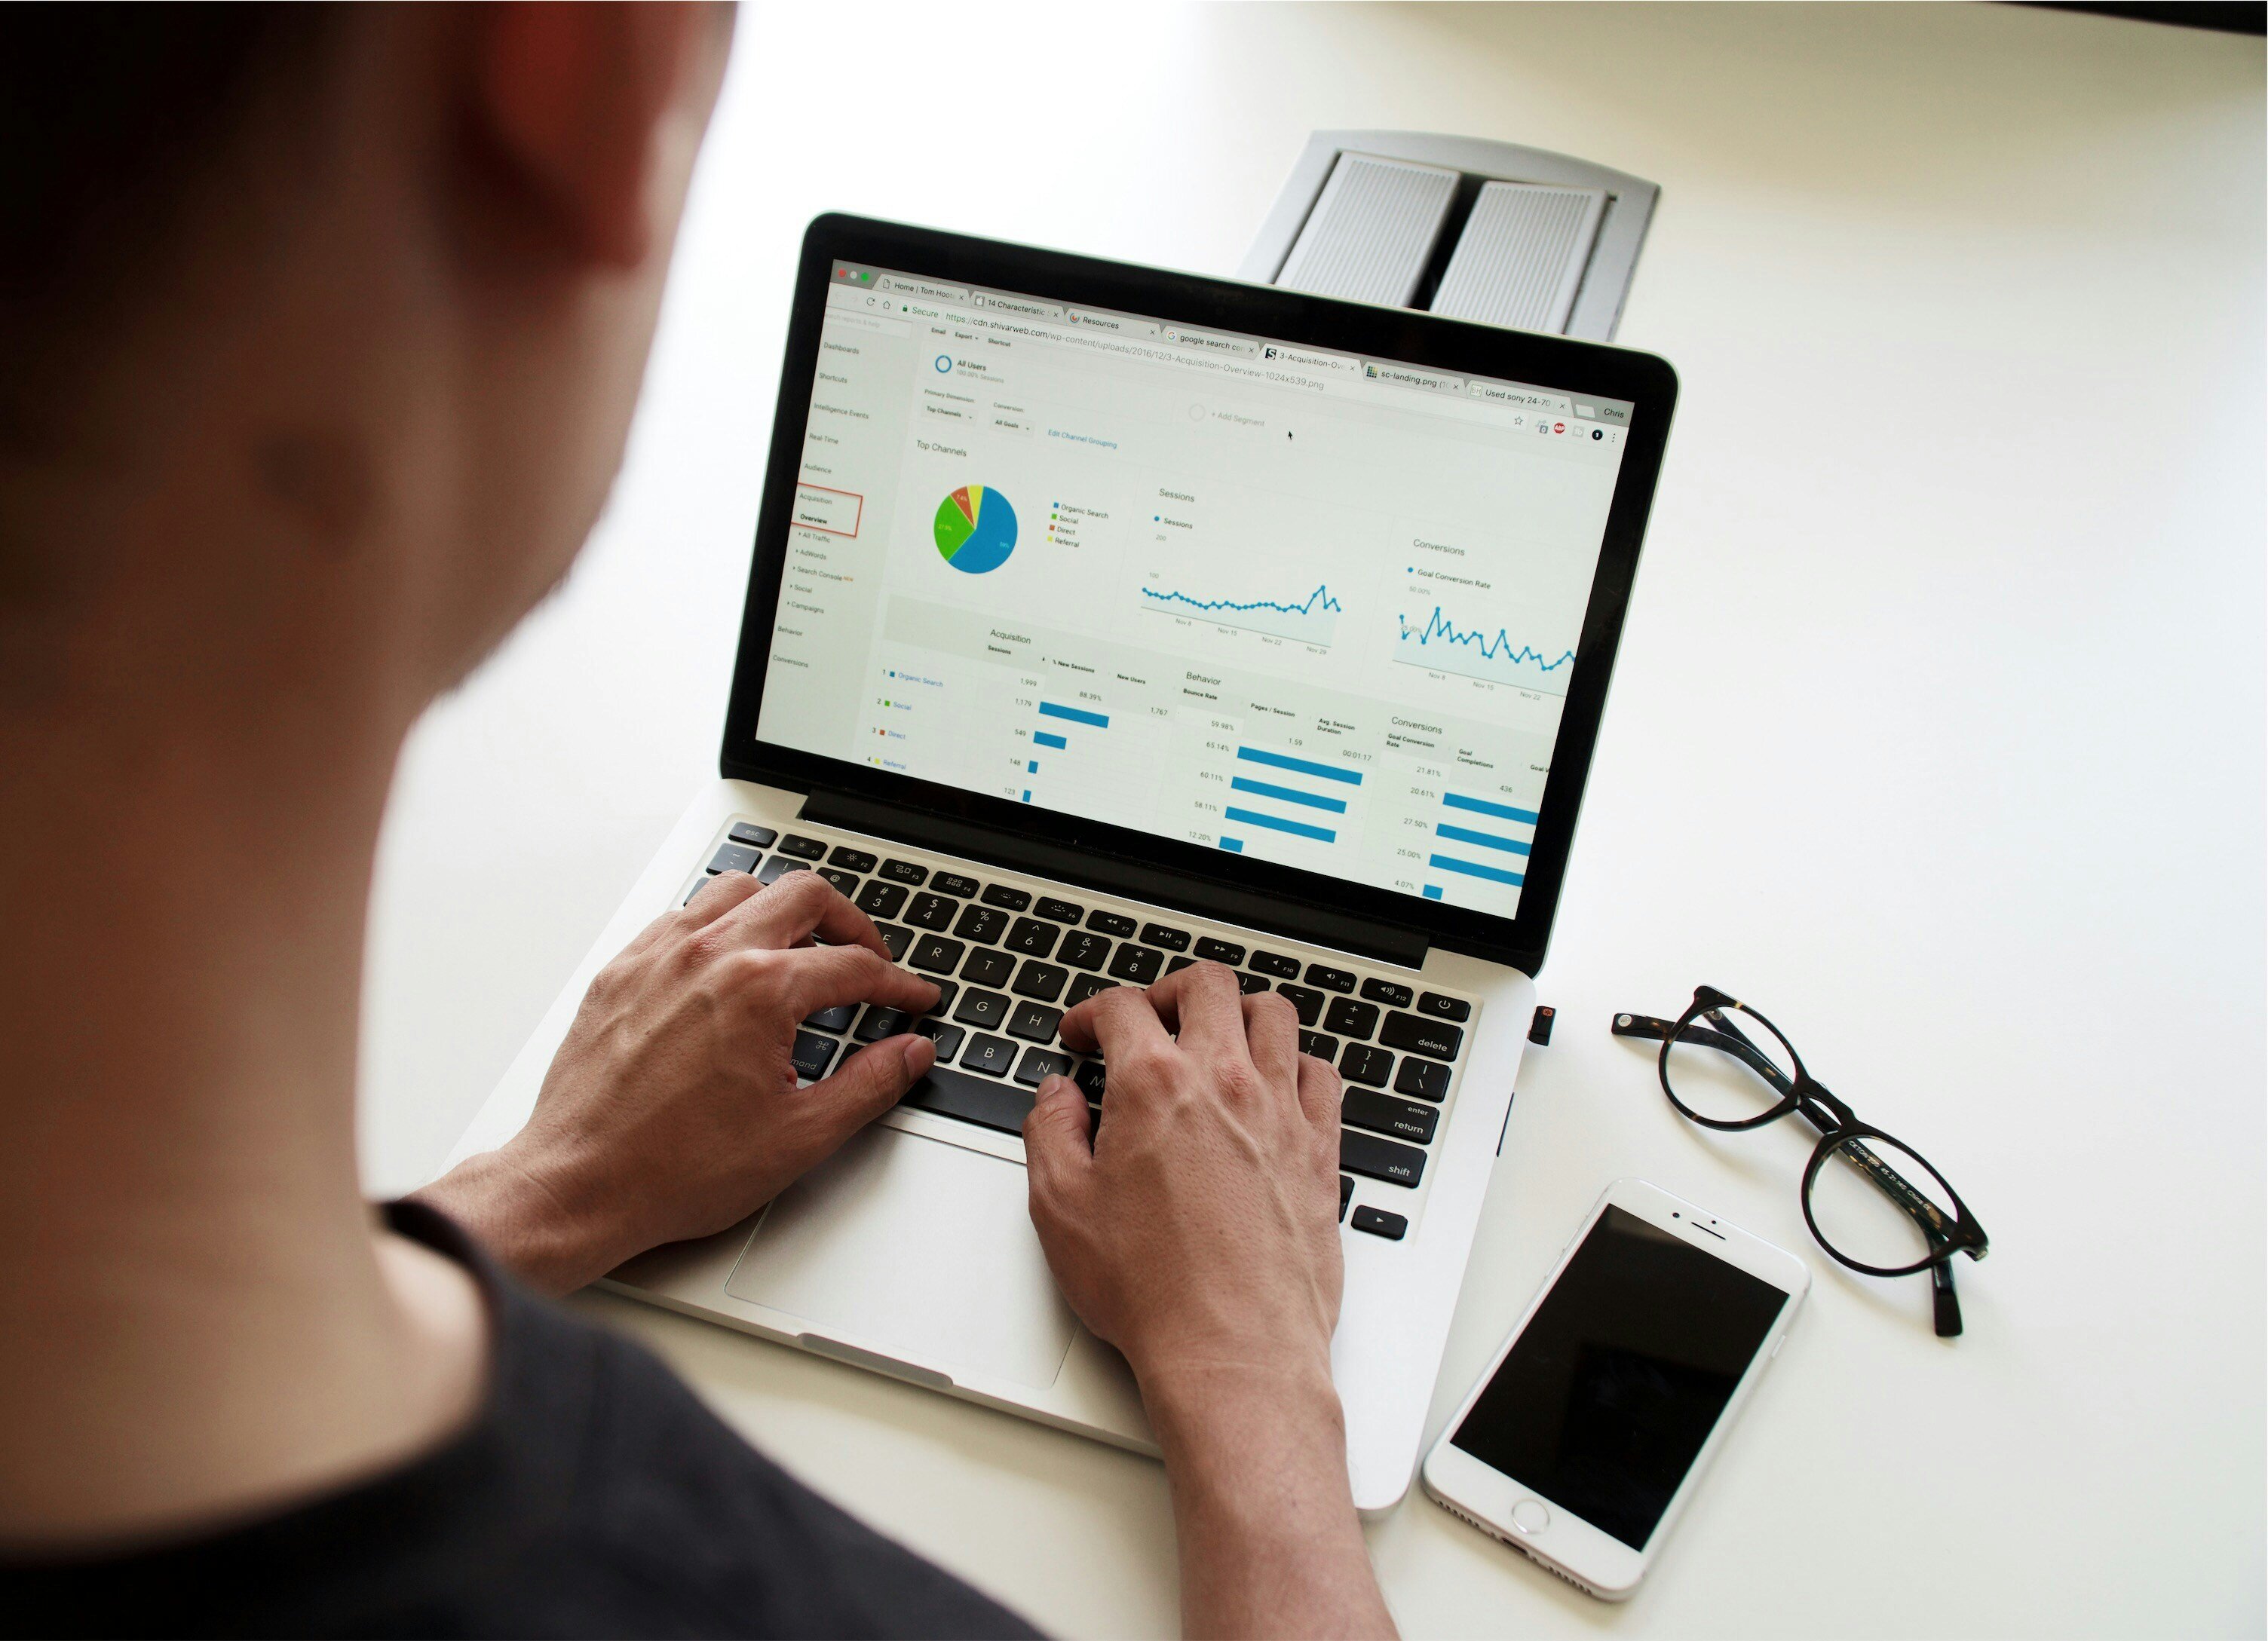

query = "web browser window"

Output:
[[755, 262, 1635, 920]]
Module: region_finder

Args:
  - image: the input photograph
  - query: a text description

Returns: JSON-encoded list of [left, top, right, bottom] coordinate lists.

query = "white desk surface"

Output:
[[360, 5, 2266, 1634]]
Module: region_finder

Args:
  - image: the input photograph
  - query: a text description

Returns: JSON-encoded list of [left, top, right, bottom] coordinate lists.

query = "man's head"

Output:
[[0, 4, 731, 747]]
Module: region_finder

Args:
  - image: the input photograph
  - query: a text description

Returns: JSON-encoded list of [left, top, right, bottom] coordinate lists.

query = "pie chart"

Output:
[[933, 484, 1017, 574]]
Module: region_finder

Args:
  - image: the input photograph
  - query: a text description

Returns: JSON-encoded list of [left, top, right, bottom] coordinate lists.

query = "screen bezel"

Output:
[[720, 214, 1678, 973], [1421, 1180, 1807, 1596]]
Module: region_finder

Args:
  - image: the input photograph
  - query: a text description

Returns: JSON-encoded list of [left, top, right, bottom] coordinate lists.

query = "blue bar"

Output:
[[1027, 760, 1038, 773], [1034, 731, 1068, 750], [1430, 852, 1524, 887], [1423, 885, 1444, 901], [1022, 789, 1032, 803], [1218, 837, 1244, 853], [1229, 776, 1348, 814], [1237, 746, 1363, 785], [1225, 806, 1337, 843], [1039, 701, 1109, 728], [1436, 822, 1531, 857], [1444, 791, 1539, 825]]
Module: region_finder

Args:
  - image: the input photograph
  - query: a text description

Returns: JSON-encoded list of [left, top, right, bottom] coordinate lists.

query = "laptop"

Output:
[[445, 214, 1676, 1514]]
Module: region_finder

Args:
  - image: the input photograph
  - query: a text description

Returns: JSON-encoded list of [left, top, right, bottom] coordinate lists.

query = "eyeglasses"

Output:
[[1613, 985, 1988, 1337]]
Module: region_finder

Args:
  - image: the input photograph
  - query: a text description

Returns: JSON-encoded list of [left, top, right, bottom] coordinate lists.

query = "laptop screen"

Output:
[[753, 261, 1635, 922]]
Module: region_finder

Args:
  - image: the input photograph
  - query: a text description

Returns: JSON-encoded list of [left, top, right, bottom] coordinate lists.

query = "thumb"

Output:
[[1022, 1075, 1095, 1224], [805, 1033, 933, 1131]]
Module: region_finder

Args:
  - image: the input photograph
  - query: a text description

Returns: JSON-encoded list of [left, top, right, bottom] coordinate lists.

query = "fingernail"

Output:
[[903, 1036, 936, 1079]]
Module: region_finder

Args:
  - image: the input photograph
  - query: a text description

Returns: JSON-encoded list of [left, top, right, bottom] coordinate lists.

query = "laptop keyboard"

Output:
[[690, 820, 1476, 1244]]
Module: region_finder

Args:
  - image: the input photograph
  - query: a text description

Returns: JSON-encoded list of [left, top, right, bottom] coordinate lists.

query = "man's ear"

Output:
[[473, 2, 713, 269]]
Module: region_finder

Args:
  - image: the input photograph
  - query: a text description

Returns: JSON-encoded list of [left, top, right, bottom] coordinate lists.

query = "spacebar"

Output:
[[900, 1064, 1037, 1136]]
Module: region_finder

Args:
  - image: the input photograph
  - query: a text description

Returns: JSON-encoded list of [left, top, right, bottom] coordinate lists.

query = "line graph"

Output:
[[1394, 605, 1574, 693], [1136, 580, 1340, 646]]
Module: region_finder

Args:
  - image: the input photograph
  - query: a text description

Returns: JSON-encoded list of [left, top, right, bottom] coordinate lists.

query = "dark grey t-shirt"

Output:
[[2, 1202, 1043, 1639]]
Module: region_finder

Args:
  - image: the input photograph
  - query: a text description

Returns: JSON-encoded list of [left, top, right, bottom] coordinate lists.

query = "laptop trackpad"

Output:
[[723, 1124, 1078, 1392]]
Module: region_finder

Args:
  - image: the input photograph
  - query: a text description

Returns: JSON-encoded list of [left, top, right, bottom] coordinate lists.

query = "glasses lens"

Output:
[[1808, 1133, 1960, 1272], [1662, 1003, 1796, 1124]]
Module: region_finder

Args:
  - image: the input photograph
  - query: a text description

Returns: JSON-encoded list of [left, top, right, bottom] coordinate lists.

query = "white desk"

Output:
[[360, 5, 2267, 1634]]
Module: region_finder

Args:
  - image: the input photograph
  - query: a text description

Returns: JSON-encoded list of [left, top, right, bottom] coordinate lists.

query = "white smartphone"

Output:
[[1422, 1179, 1808, 1600]]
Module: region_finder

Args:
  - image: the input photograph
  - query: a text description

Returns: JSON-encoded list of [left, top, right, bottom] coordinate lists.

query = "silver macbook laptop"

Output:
[[446, 215, 1677, 1514]]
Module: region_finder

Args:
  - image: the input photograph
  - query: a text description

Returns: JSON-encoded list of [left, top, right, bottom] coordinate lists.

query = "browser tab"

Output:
[[1163, 326, 1258, 357], [1258, 342, 1360, 375], [875, 274, 970, 303], [1573, 399, 1632, 424], [1470, 379, 1574, 414], [971, 291, 1065, 321], [1065, 308, 1160, 338], [1362, 360, 1465, 395]]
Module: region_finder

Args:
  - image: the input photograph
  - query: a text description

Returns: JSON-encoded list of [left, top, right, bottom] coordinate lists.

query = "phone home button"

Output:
[[1509, 1499, 1551, 1535]]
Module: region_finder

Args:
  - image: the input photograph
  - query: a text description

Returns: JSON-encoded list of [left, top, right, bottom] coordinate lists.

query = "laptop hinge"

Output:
[[800, 790, 1431, 970]]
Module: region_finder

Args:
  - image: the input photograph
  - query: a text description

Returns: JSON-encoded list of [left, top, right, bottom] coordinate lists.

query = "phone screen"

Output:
[[1451, 1205, 1789, 1550]]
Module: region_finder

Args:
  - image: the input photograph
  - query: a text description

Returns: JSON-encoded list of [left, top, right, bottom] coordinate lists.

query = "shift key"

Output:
[[1340, 1130, 1427, 1189]]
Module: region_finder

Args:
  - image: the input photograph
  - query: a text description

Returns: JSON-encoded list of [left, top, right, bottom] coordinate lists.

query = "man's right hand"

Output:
[[1023, 962, 1396, 1640]]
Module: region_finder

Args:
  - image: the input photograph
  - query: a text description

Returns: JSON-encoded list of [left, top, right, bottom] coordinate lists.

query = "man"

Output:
[[0, 8, 1396, 1636]]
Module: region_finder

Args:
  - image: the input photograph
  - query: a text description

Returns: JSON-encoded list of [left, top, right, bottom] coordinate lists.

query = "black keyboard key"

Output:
[[1007, 1000, 1063, 1042], [1237, 971, 1270, 996], [728, 822, 779, 849], [778, 834, 828, 860], [1305, 963, 1357, 994], [1108, 944, 1163, 984], [982, 883, 1032, 911], [804, 1003, 855, 1033], [710, 842, 762, 875], [827, 847, 878, 874], [1351, 1205, 1408, 1241], [1058, 931, 1110, 972], [1074, 1061, 1107, 1101], [1381, 1011, 1463, 1061], [817, 868, 860, 896], [953, 989, 1010, 1031], [900, 1061, 1031, 1131], [909, 935, 964, 975], [1194, 937, 1246, 964], [1086, 910, 1137, 938], [856, 1006, 914, 1043], [1341, 1131, 1427, 1189], [1013, 1046, 1074, 1085], [1299, 1030, 1339, 1061], [912, 1018, 963, 1061], [1140, 923, 1191, 952], [904, 892, 957, 931], [791, 1030, 838, 1080], [875, 923, 912, 963], [1339, 1174, 1354, 1223], [1393, 1056, 1451, 1103], [1339, 1043, 1393, 1088], [757, 856, 808, 884], [954, 905, 1008, 944], [855, 880, 908, 920], [1066, 974, 1118, 1007], [961, 1033, 1018, 1077], [921, 981, 957, 1018], [961, 949, 1014, 989], [1166, 956, 1195, 975], [879, 858, 928, 886], [1036, 896, 1083, 924], [1012, 961, 1068, 1003], [1005, 917, 1059, 959], [1342, 1089, 1440, 1146], [933, 871, 980, 898], [1324, 998, 1381, 1040], [1361, 978, 1414, 1009], [1418, 990, 1472, 1023], [1277, 983, 1324, 1027], [1249, 951, 1301, 980]]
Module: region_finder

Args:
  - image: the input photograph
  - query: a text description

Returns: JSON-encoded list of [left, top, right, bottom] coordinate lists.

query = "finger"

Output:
[[715, 868, 890, 959], [770, 943, 939, 1019], [657, 870, 762, 942], [1137, 962, 1252, 1061], [1240, 988, 1301, 1089], [1295, 1049, 1344, 1143], [805, 1034, 936, 1136], [1022, 1075, 1096, 1226], [1059, 980, 1171, 1059]]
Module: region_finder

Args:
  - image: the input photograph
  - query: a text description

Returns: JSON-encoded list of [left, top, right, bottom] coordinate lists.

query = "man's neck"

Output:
[[0, 697, 486, 1550]]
